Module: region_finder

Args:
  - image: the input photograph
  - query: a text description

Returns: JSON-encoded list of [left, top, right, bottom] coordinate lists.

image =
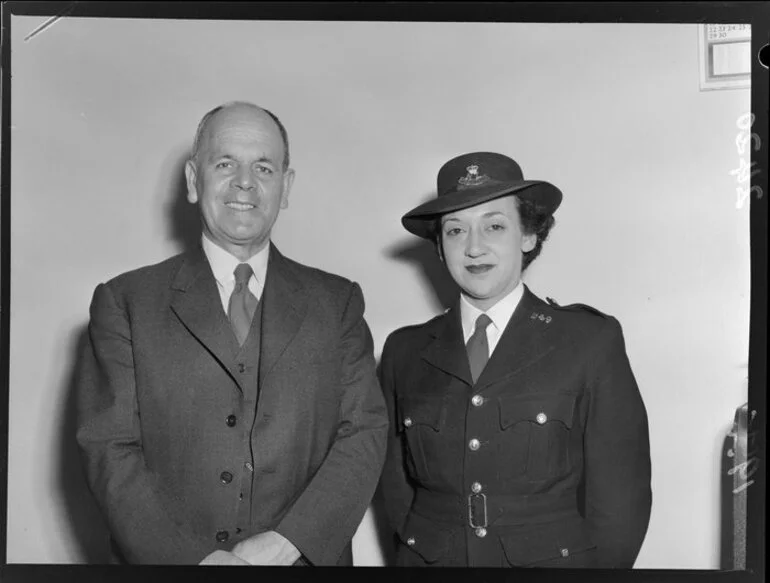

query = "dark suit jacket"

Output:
[[379, 286, 651, 568], [76, 243, 388, 565]]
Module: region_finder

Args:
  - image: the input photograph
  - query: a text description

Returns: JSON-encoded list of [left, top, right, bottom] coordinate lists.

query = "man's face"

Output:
[[185, 105, 294, 260], [440, 195, 536, 311]]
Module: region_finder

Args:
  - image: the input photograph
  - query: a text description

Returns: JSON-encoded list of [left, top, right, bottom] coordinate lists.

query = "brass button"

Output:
[[406, 537, 416, 546], [215, 530, 229, 543], [475, 527, 487, 538], [471, 395, 484, 407], [560, 548, 569, 557], [403, 417, 413, 428], [226, 415, 237, 427], [220, 471, 233, 484], [468, 438, 480, 451], [536, 412, 547, 424], [471, 482, 482, 494]]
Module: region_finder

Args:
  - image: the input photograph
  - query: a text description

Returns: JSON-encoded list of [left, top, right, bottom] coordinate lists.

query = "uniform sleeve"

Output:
[[377, 333, 417, 535], [583, 317, 652, 568], [274, 282, 389, 565], [75, 283, 214, 564]]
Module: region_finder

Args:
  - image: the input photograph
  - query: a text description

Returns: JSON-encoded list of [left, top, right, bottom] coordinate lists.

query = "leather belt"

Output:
[[412, 488, 578, 528]]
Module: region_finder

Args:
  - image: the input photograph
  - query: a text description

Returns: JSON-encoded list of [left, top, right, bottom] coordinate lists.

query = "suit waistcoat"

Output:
[[230, 298, 263, 533]]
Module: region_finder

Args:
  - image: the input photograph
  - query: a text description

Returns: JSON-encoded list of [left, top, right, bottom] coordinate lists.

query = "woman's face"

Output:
[[440, 195, 536, 311]]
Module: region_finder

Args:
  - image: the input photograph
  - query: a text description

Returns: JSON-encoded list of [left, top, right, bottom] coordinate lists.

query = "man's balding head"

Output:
[[191, 101, 291, 171]]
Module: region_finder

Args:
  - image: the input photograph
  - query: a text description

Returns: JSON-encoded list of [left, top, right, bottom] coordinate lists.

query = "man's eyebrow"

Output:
[[211, 154, 277, 164]]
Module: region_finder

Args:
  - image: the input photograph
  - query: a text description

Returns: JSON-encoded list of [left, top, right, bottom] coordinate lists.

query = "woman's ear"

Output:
[[435, 236, 445, 263], [521, 232, 537, 253]]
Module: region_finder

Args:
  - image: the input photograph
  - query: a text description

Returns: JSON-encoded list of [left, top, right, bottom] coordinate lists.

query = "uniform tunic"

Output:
[[379, 286, 652, 568]]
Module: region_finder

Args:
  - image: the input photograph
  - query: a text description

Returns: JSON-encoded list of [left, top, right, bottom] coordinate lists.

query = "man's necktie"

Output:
[[466, 314, 493, 384], [228, 263, 258, 346]]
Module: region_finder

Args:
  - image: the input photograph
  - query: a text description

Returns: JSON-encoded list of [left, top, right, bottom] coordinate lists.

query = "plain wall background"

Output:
[[7, 17, 751, 568]]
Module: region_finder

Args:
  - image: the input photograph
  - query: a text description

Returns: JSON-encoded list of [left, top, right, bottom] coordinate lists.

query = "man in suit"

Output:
[[76, 101, 389, 565], [379, 152, 651, 567]]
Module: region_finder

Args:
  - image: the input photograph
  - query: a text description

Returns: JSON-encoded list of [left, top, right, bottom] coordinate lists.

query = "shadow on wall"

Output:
[[386, 238, 457, 313], [164, 149, 202, 254], [56, 324, 110, 563], [386, 189, 458, 313], [719, 403, 755, 570], [56, 152, 199, 563]]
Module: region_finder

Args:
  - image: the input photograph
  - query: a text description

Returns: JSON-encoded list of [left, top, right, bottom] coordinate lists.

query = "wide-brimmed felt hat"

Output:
[[401, 152, 562, 239]]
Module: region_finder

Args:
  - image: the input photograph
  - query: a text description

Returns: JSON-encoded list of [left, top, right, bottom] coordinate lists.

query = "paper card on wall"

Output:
[[698, 24, 751, 91]]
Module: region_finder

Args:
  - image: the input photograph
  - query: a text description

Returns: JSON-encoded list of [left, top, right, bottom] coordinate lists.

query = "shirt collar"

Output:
[[201, 234, 270, 288], [460, 280, 525, 341]]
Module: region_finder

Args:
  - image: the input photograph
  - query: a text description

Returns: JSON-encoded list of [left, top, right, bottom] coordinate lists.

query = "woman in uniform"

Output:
[[379, 152, 652, 568]]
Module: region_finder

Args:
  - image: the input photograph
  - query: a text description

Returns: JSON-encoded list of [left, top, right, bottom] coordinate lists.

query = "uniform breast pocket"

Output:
[[397, 395, 445, 484], [498, 393, 577, 480]]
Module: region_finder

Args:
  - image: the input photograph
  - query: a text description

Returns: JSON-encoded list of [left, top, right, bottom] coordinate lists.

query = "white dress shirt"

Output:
[[460, 281, 525, 357], [201, 234, 269, 314]]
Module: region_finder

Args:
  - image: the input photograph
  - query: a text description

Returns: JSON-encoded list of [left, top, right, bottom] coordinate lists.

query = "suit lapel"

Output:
[[420, 302, 473, 386], [474, 286, 556, 392], [169, 247, 245, 392], [259, 244, 308, 385]]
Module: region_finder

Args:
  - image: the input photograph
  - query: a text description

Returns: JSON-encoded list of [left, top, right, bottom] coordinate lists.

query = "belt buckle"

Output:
[[467, 493, 488, 528]]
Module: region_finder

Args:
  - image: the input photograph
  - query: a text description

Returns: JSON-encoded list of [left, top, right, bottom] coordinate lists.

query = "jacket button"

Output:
[[403, 417, 413, 428], [475, 527, 487, 538], [468, 438, 480, 451], [471, 481, 482, 494], [536, 412, 547, 424], [216, 530, 229, 543], [406, 537, 416, 546], [226, 415, 237, 427], [220, 471, 233, 484], [471, 395, 484, 407]]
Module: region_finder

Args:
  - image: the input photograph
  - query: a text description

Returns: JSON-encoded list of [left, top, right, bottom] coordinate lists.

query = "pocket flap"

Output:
[[498, 393, 576, 430], [397, 512, 456, 564], [397, 396, 444, 432], [499, 523, 596, 566]]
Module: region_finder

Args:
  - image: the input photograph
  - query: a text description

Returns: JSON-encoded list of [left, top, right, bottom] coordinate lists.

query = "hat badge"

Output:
[[458, 164, 490, 188]]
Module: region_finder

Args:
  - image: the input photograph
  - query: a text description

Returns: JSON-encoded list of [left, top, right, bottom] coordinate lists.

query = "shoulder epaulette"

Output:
[[546, 298, 608, 319]]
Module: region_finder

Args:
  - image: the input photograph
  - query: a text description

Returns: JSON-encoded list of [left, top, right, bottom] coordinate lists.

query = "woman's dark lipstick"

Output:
[[466, 264, 494, 274]]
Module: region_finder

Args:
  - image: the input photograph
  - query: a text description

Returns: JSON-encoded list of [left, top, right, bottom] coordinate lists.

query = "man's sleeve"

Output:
[[583, 317, 652, 568], [75, 283, 213, 564], [377, 333, 416, 535], [274, 282, 389, 565]]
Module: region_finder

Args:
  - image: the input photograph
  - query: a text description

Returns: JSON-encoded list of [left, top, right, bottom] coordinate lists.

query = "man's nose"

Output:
[[232, 166, 256, 190]]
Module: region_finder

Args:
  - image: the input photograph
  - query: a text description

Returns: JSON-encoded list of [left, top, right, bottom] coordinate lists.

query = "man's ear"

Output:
[[280, 168, 295, 210], [185, 159, 199, 204]]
